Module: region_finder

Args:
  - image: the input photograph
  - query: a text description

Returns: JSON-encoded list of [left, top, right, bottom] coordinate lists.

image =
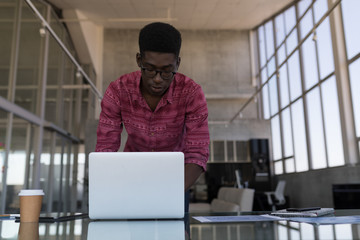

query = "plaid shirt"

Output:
[[95, 71, 209, 170]]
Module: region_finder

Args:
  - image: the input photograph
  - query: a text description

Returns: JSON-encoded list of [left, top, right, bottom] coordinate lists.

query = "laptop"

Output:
[[88, 152, 184, 219], [87, 221, 185, 240]]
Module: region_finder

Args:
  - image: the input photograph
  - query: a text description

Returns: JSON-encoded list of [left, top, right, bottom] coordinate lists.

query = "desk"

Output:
[[1, 210, 360, 240]]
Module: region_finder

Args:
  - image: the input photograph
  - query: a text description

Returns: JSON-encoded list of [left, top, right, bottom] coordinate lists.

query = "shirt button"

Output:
[[152, 149, 154, 152], [151, 132, 154, 136]]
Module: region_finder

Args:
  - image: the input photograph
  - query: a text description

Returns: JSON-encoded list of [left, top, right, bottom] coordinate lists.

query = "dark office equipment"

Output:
[[248, 138, 271, 191], [332, 184, 360, 209]]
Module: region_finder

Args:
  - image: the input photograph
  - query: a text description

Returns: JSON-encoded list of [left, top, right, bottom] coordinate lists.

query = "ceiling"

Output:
[[46, 0, 294, 30]]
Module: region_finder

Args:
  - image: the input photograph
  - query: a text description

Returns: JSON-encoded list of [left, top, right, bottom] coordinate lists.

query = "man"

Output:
[[95, 22, 210, 210]]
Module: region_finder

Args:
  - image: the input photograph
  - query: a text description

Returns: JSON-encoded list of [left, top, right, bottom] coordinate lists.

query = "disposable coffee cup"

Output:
[[18, 189, 44, 222], [18, 222, 39, 240]]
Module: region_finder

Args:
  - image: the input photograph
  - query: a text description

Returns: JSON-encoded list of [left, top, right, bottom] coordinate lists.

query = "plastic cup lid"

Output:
[[18, 189, 45, 196]]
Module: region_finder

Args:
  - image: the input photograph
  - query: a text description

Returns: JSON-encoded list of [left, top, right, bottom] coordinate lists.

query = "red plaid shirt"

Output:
[[95, 71, 209, 170]]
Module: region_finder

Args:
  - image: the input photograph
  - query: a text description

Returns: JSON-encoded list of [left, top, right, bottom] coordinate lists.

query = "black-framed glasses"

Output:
[[139, 64, 176, 80]]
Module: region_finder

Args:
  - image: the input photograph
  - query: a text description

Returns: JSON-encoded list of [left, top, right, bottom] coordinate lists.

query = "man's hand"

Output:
[[184, 163, 204, 191]]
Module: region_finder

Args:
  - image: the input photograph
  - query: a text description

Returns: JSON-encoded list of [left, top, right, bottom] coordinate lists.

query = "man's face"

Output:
[[136, 51, 180, 97]]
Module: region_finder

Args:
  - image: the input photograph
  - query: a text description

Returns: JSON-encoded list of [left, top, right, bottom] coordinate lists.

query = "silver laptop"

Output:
[[88, 152, 184, 219], [87, 221, 185, 240]]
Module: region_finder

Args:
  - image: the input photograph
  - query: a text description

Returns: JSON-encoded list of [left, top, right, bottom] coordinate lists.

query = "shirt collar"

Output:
[[130, 71, 143, 103], [163, 77, 175, 104]]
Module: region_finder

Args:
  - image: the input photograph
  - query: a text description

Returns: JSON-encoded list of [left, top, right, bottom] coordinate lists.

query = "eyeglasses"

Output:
[[139, 64, 176, 80]]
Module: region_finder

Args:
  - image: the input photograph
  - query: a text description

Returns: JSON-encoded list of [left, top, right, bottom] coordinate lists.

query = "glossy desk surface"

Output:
[[1, 210, 360, 240]]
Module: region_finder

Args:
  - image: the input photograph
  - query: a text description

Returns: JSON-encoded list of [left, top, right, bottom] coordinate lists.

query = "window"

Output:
[[342, 0, 360, 157], [306, 87, 327, 169], [321, 76, 344, 167], [279, 64, 290, 108], [267, 57, 276, 76], [274, 160, 283, 175], [275, 14, 285, 47], [258, 26, 267, 67], [210, 140, 249, 162], [271, 115, 282, 160], [298, 0, 312, 17], [302, 37, 319, 90], [235, 141, 248, 161], [288, 51, 302, 101], [291, 99, 308, 172], [316, 18, 334, 79], [0, 0, 94, 213], [286, 31, 298, 55], [281, 107, 294, 158], [262, 84, 270, 119], [269, 76, 279, 116], [284, 6, 296, 34], [213, 141, 225, 162], [313, 0, 328, 23], [6, 117, 28, 212], [261, 67, 267, 84], [299, 9, 313, 39], [348, 59, 360, 137], [227, 141, 234, 161], [341, 0, 360, 59], [265, 21, 275, 59], [254, 0, 358, 175], [285, 158, 295, 173], [277, 44, 286, 65]]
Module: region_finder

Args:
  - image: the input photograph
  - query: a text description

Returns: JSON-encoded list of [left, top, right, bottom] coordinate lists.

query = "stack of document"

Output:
[[270, 208, 335, 217]]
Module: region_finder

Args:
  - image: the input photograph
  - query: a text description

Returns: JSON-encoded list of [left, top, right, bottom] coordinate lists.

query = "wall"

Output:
[[63, 9, 104, 118], [209, 119, 271, 141], [102, 29, 139, 89], [278, 165, 360, 208]]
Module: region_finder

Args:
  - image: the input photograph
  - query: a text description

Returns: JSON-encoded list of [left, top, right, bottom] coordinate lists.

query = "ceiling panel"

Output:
[[47, 0, 294, 30]]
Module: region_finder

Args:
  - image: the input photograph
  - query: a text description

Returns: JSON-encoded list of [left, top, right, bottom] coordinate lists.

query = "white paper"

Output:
[[192, 215, 282, 223], [193, 215, 360, 225], [286, 216, 360, 225]]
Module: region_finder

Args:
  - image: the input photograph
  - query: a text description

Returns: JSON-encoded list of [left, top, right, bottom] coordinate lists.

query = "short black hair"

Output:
[[139, 22, 182, 57]]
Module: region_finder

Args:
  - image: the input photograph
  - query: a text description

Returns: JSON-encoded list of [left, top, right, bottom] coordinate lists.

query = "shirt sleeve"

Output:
[[184, 85, 210, 171], [95, 82, 123, 152]]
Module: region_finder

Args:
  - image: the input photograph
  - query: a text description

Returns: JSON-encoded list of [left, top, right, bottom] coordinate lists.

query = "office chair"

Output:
[[189, 187, 255, 213], [264, 180, 286, 211]]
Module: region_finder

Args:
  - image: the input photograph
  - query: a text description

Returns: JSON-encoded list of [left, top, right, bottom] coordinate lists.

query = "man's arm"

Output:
[[184, 163, 204, 191], [95, 82, 123, 152], [183, 84, 210, 190]]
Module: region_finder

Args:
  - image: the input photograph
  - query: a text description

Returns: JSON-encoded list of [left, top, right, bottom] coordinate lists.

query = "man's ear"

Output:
[[136, 53, 141, 67]]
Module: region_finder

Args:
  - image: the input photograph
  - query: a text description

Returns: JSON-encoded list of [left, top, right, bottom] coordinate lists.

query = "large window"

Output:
[[342, 0, 360, 151], [348, 60, 360, 137], [341, 0, 360, 60], [0, 0, 98, 214], [255, 0, 357, 174]]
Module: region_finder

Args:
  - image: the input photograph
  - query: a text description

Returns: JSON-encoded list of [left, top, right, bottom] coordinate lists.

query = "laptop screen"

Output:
[[88, 152, 184, 219]]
